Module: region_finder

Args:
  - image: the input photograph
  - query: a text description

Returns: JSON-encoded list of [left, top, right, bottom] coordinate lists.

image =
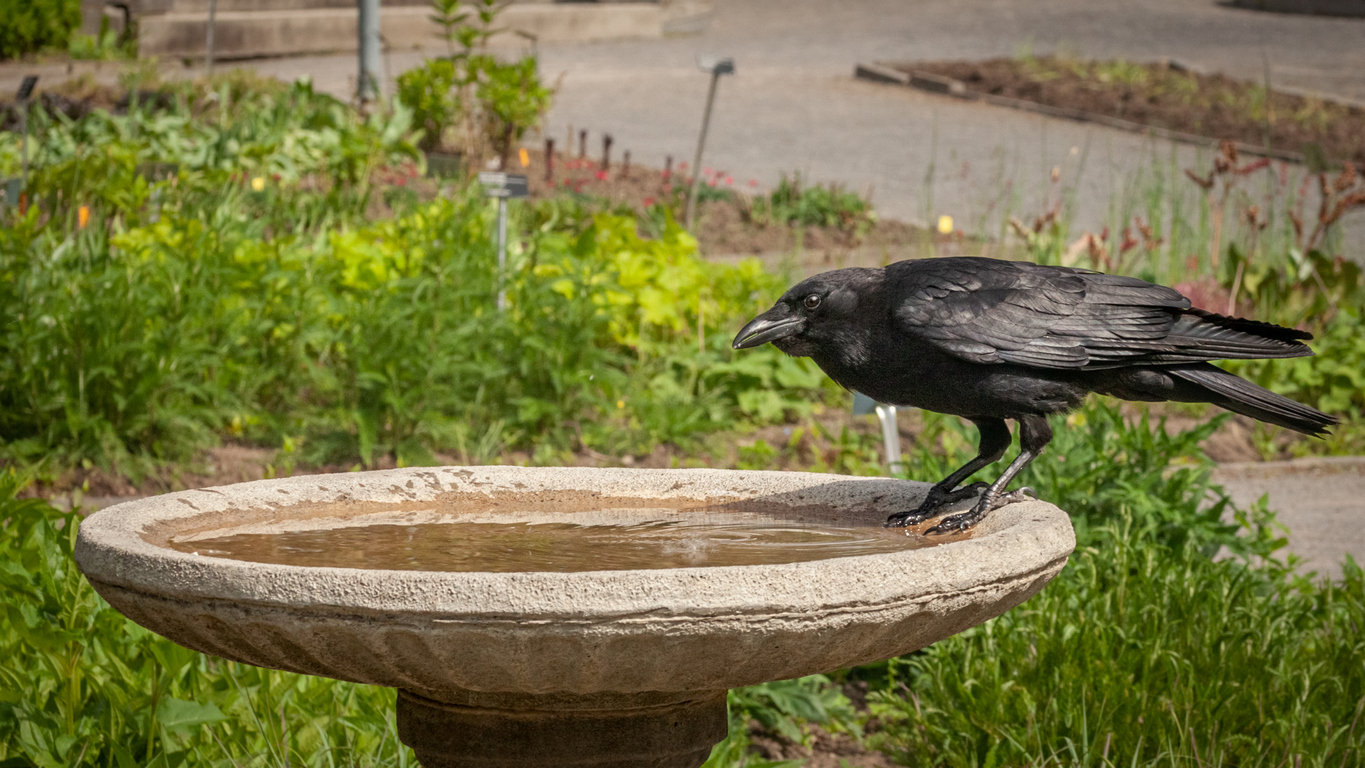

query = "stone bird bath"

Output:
[[74, 467, 1074, 768]]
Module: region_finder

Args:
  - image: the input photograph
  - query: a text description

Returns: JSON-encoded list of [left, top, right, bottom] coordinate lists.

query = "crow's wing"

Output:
[[891, 258, 1311, 369]]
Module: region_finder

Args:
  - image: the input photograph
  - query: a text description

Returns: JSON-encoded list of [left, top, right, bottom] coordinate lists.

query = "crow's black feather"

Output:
[[732, 256, 1336, 532]]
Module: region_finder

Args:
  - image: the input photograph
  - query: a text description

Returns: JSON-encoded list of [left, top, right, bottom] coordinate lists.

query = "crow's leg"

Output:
[[885, 418, 1011, 528], [927, 414, 1052, 534]]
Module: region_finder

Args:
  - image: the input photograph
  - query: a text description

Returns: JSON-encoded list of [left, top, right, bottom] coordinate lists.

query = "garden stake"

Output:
[[602, 134, 613, 171], [206, 0, 217, 76], [357, 0, 382, 103], [579, 129, 587, 159], [17, 76, 37, 196], [665, 155, 673, 177], [545, 138, 555, 181], [685, 56, 734, 228], [623, 151, 630, 177], [478, 172, 529, 311], [496, 196, 507, 310]]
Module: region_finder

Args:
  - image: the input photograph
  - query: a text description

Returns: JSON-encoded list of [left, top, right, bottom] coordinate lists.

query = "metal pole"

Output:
[[496, 197, 508, 311], [20, 102, 28, 192], [206, 0, 217, 77], [684, 67, 722, 229], [875, 404, 904, 475], [358, 0, 381, 103]]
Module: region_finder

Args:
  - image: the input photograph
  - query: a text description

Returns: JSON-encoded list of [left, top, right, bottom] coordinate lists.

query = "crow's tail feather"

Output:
[[1169, 364, 1337, 436]]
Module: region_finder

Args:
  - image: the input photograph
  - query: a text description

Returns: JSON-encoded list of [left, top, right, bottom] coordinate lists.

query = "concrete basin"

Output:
[[75, 466, 1074, 768]]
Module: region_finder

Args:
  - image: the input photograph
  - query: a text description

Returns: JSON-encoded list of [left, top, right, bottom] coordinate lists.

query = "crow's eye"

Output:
[[803, 294, 822, 310]]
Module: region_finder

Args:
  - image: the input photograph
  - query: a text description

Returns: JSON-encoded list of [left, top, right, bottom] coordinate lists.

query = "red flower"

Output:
[[595, 170, 608, 181], [724, 176, 733, 185], [748, 179, 758, 187], [643, 197, 656, 206]]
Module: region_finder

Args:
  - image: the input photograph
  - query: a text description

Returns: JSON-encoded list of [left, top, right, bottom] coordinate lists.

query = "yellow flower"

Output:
[[251, 177, 266, 192], [937, 215, 954, 234]]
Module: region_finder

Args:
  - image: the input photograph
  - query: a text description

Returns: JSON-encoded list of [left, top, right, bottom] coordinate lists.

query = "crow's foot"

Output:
[[884, 482, 988, 528], [924, 487, 1038, 535]]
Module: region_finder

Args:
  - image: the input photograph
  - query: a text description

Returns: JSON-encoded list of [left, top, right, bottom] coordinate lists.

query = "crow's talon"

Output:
[[925, 487, 1040, 534], [884, 482, 988, 528], [925, 506, 988, 535], [989, 486, 1038, 510]]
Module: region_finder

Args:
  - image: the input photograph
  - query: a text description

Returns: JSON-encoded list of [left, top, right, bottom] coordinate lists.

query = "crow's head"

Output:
[[732, 268, 882, 359]]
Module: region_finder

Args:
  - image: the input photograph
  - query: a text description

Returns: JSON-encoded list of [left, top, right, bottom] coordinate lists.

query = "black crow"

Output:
[[732, 257, 1336, 533]]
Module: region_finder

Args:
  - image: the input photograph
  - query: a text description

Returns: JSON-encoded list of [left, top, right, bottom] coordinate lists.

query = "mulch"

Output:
[[887, 57, 1365, 168]]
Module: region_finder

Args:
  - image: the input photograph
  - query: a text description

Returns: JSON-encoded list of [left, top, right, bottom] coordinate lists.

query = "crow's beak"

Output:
[[733, 306, 803, 350]]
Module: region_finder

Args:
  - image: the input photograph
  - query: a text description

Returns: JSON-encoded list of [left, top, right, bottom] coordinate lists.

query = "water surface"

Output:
[[170, 508, 926, 572]]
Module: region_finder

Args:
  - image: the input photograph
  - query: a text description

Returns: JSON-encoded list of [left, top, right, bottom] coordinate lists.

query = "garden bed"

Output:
[[511, 148, 952, 260], [882, 57, 1365, 167]]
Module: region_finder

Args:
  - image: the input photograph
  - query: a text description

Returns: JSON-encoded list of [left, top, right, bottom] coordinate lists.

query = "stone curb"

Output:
[[855, 61, 1311, 165]]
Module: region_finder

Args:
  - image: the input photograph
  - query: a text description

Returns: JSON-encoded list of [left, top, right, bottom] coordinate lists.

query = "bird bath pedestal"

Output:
[[75, 467, 1074, 768]]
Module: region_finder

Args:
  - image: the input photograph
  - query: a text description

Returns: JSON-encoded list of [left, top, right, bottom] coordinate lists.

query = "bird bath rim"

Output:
[[75, 467, 1072, 632], [75, 466, 1074, 768]]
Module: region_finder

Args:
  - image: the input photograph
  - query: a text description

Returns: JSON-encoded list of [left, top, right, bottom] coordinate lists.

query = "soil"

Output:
[[748, 722, 897, 768], [502, 148, 969, 266], [893, 57, 1365, 167]]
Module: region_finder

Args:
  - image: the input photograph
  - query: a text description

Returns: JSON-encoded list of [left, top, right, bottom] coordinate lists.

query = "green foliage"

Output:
[[0, 472, 410, 767], [731, 676, 859, 745], [868, 519, 1365, 767], [397, 58, 460, 152], [0, 0, 80, 59], [0, 178, 822, 468], [751, 173, 874, 231], [66, 19, 135, 62], [399, 0, 548, 163], [471, 54, 552, 161], [430, 0, 501, 56]]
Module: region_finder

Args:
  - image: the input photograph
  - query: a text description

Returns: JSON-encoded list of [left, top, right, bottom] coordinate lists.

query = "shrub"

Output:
[[0, 0, 80, 60], [397, 57, 460, 152], [751, 172, 874, 231]]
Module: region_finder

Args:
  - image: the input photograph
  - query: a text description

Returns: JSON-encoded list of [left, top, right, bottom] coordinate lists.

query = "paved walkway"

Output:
[[237, 0, 1365, 253], [1213, 458, 1365, 581]]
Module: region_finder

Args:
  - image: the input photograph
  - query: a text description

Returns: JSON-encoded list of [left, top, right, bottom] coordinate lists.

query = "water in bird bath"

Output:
[[167, 507, 932, 572]]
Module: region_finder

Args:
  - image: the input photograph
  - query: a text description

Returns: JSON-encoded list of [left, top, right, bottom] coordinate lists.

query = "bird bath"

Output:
[[75, 467, 1074, 768]]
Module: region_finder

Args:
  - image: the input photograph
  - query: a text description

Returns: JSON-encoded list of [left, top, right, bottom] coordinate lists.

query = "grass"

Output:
[[868, 525, 1365, 767]]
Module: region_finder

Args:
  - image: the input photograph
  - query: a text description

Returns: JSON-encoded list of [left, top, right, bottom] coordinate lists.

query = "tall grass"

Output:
[[870, 527, 1365, 767]]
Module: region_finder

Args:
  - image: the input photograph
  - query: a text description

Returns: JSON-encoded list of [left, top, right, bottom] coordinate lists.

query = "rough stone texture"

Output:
[[76, 466, 1074, 767], [397, 690, 727, 768], [77, 466, 1074, 697]]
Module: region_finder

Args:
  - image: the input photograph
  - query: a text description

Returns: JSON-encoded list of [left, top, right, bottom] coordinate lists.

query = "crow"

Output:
[[732, 257, 1336, 533]]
